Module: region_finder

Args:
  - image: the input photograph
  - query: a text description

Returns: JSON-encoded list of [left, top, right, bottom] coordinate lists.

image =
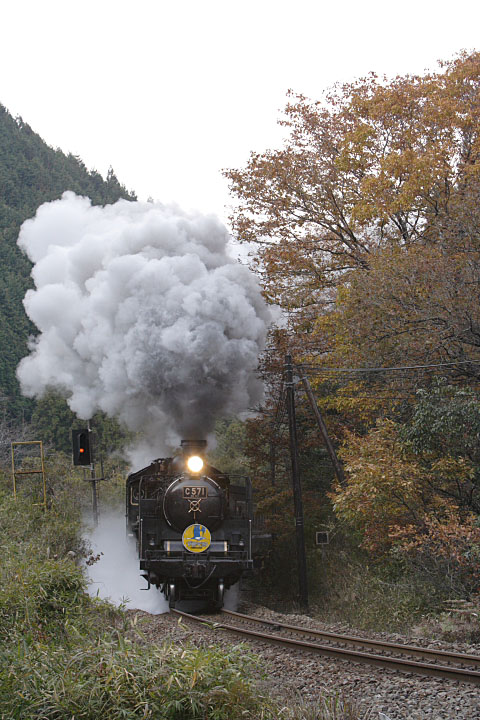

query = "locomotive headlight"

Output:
[[187, 455, 204, 473]]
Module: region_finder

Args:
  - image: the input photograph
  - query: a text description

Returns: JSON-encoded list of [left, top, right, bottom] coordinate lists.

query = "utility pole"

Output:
[[285, 353, 309, 609], [269, 437, 276, 486]]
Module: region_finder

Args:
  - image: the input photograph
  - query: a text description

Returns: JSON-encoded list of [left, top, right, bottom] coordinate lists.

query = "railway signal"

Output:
[[72, 425, 103, 527], [72, 429, 92, 466]]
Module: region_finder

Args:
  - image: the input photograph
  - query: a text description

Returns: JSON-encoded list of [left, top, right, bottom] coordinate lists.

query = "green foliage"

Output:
[[401, 379, 480, 460], [0, 489, 277, 719], [0, 552, 89, 642], [208, 417, 250, 475], [31, 390, 133, 457], [2, 455, 362, 720], [310, 541, 455, 631], [30, 390, 78, 451], [0, 478, 99, 644], [0, 488, 83, 554]]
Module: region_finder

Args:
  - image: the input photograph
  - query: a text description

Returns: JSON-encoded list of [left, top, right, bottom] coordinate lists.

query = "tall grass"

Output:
[[1, 633, 271, 720], [307, 541, 467, 632]]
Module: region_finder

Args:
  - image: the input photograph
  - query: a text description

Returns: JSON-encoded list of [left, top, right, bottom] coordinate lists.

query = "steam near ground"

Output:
[[84, 513, 240, 613], [84, 513, 169, 614], [17, 193, 270, 468], [223, 581, 240, 611]]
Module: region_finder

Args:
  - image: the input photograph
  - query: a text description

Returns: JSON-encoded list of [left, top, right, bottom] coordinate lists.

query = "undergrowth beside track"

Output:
[[251, 530, 480, 641], [0, 464, 365, 720]]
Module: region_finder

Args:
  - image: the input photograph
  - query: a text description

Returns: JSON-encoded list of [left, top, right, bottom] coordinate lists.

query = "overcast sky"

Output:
[[2, 0, 480, 225]]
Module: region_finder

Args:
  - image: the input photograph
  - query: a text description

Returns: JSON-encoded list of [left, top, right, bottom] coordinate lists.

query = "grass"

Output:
[[309, 541, 480, 634], [411, 604, 480, 643], [278, 695, 372, 720], [1, 633, 270, 720], [0, 463, 364, 720]]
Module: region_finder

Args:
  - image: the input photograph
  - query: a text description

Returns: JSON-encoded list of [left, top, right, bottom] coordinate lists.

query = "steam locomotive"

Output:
[[126, 440, 254, 608]]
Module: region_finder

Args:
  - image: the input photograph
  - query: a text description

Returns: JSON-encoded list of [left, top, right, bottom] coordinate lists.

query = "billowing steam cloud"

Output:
[[17, 192, 270, 464], [84, 513, 169, 614]]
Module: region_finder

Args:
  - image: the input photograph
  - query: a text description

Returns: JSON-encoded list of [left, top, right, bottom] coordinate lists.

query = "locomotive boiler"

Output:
[[126, 440, 253, 608]]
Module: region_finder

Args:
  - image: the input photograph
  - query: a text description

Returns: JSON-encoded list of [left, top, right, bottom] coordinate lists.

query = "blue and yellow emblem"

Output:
[[182, 523, 211, 553]]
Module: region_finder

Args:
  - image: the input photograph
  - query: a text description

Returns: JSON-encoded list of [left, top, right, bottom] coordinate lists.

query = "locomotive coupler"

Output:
[[185, 560, 208, 579]]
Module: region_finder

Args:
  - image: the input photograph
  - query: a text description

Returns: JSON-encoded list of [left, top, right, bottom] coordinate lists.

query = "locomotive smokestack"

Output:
[[181, 439, 207, 456], [16, 193, 271, 467], [181, 439, 207, 474]]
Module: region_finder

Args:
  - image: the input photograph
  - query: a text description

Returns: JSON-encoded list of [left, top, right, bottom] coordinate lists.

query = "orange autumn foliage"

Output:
[[331, 419, 478, 554], [226, 52, 480, 328]]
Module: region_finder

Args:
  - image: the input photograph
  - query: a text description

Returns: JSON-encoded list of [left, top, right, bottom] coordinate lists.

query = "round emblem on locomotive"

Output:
[[182, 523, 211, 553]]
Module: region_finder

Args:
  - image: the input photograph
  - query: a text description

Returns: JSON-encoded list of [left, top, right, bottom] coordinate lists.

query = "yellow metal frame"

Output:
[[11, 441, 47, 508]]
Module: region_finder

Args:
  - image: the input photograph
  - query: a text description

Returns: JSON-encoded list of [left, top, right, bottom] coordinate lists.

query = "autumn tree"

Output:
[[225, 52, 480, 335], [319, 241, 480, 374], [227, 53, 480, 603], [330, 383, 480, 593], [226, 50, 480, 452]]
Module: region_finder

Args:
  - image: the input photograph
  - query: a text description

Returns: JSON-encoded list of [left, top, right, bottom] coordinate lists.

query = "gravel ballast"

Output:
[[130, 603, 480, 720]]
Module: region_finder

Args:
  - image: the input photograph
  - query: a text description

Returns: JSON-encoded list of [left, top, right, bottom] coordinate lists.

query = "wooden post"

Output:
[[285, 353, 309, 609]]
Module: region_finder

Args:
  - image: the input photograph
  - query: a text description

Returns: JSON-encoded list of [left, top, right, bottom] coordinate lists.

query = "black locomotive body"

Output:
[[126, 440, 253, 608]]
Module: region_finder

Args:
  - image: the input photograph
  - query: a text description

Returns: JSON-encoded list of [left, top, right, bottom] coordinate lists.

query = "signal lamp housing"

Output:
[[72, 428, 92, 466]]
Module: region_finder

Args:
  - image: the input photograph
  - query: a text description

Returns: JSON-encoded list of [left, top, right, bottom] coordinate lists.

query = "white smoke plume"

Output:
[[17, 192, 270, 465]]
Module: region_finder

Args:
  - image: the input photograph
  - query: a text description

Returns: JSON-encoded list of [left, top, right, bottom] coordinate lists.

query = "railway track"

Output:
[[171, 607, 480, 686]]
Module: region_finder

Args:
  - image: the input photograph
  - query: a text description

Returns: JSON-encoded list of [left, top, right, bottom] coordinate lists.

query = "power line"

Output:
[[297, 360, 477, 374]]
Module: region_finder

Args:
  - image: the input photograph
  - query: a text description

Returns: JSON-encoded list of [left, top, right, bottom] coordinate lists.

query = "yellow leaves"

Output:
[[331, 419, 434, 552], [320, 239, 480, 383], [330, 407, 480, 561], [225, 51, 480, 365]]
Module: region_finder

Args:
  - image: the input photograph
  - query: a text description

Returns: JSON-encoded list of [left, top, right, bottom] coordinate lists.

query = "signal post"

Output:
[[72, 424, 103, 526]]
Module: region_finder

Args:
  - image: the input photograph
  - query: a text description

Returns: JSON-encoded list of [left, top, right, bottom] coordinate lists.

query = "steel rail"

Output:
[[222, 608, 480, 668], [171, 609, 480, 686]]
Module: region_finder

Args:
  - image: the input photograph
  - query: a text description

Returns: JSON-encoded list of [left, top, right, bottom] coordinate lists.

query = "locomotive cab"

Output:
[[126, 440, 253, 609]]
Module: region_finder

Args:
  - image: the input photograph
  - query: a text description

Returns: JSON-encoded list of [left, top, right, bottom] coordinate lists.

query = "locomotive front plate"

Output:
[[182, 523, 211, 552]]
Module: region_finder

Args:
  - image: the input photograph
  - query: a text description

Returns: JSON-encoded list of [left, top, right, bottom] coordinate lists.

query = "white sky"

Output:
[[1, 0, 480, 225]]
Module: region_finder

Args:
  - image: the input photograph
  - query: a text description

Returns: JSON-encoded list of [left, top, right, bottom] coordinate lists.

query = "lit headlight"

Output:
[[187, 455, 204, 473]]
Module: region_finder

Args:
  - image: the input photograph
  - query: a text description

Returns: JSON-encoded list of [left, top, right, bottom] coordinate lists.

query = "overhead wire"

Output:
[[297, 360, 477, 373], [259, 358, 480, 449], [261, 359, 479, 380]]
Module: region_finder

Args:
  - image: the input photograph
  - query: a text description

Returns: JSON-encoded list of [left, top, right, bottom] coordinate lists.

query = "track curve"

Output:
[[171, 607, 480, 686]]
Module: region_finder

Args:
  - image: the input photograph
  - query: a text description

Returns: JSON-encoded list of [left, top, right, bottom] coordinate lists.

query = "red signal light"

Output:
[[72, 429, 92, 465]]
